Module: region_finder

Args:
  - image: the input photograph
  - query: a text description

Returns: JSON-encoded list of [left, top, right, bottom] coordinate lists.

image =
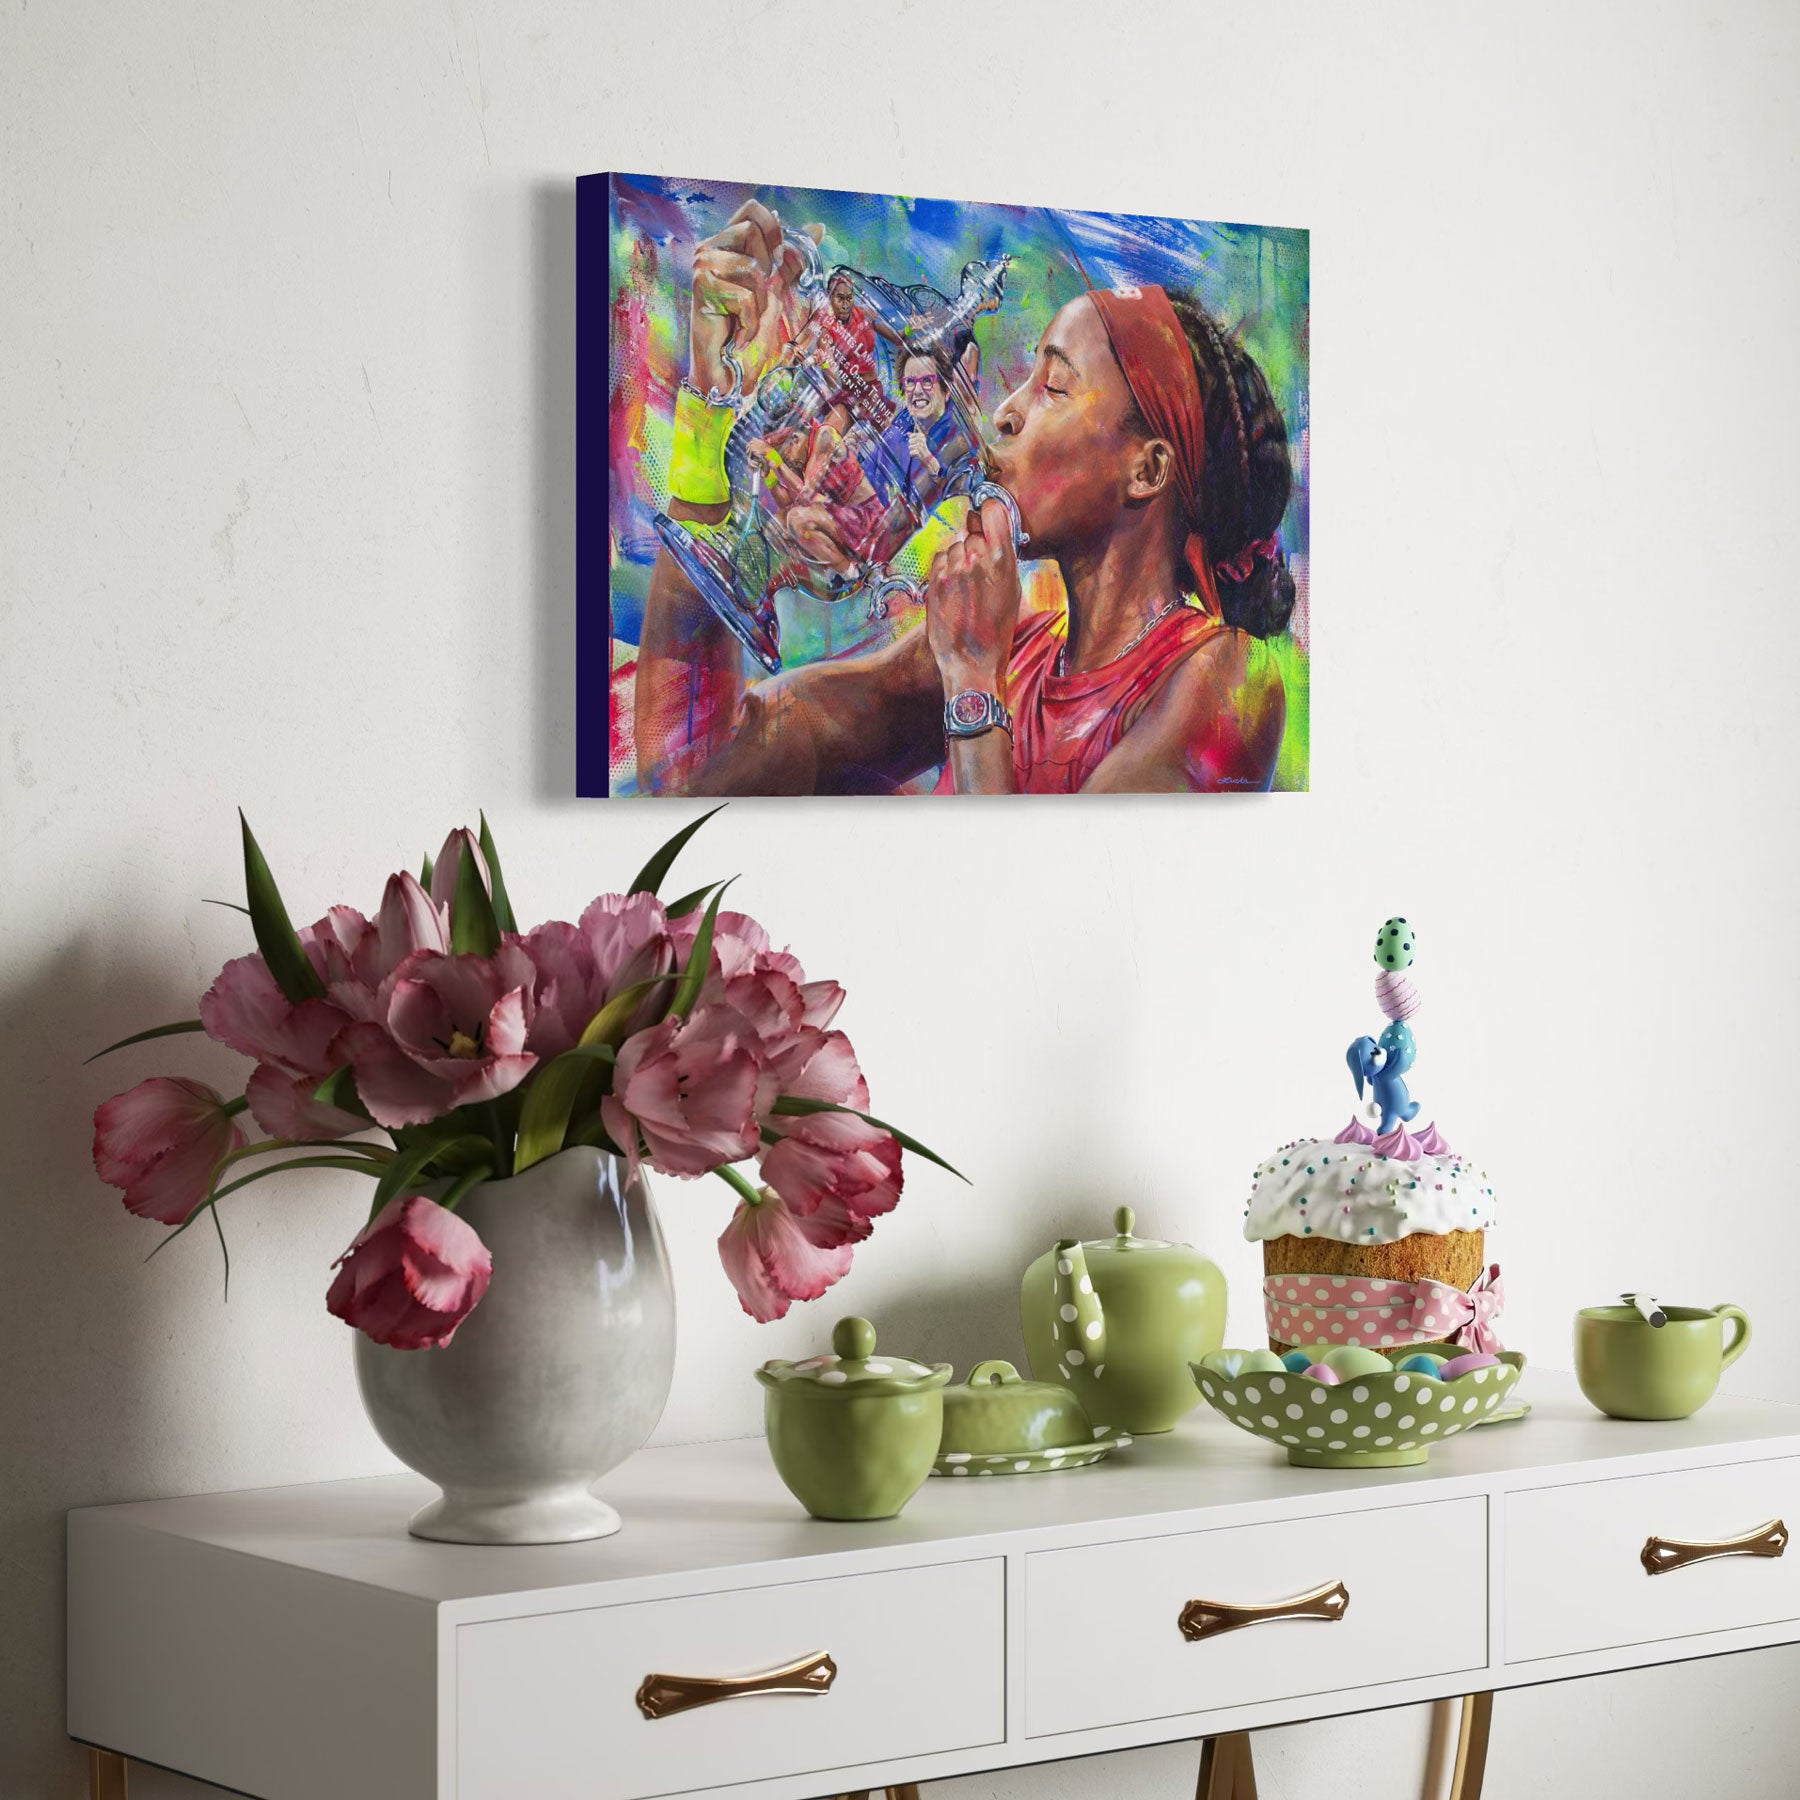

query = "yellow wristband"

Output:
[[668, 387, 733, 508]]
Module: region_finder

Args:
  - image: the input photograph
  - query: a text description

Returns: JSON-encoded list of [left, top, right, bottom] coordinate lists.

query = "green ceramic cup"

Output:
[[1573, 1303, 1751, 1421]]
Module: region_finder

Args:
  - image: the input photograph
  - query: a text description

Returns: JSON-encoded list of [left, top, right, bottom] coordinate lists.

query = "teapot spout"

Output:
[[1052, 1237, 1107, 1371]]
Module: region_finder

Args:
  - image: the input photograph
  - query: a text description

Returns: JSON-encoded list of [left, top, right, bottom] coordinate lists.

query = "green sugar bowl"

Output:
[[757, 1317, 951, 1520], [935, 1359, 1130, 1477]]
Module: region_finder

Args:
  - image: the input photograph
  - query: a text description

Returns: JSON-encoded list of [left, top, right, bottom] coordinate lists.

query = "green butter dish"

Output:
[[757, 1317, 950, 1521], [1192, 1344, 1527, 1468], [933, 1359, 1130, 1477]]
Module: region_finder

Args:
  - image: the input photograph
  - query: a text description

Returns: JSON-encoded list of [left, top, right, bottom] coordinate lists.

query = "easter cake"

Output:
[[1243, 920, 1502, 1356]]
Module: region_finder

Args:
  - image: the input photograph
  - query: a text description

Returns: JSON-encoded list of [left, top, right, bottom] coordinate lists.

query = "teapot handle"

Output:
[[967, 1360, 1022, 1387]]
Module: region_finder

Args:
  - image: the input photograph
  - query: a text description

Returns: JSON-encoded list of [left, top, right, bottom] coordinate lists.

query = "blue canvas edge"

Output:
[[576, 171, 612, 798]]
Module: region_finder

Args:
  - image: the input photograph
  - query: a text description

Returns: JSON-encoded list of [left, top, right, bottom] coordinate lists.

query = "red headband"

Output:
[[1091, 281, 1269, 614], [1087, 283, 1217, 611]]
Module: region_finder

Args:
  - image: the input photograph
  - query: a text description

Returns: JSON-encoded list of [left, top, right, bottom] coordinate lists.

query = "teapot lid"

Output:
[[756, 1317, 951, 1396], [1100, 1205, 1172, 1250]]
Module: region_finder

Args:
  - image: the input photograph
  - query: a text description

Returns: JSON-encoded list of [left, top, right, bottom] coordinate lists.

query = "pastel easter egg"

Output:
[[1438, 1352, 1500, 1379], [1374, 917, 1416, 971], [1375, 967, 1421, 1022], [1281, 1350, 1314, 1372], [1238, 1350, 1289, 1373], [1202, 1351, 1245, 1378], [1397, 1354, 1445, 1378], [1302, 1363, 1341, 1384], [1323, 1346, 1393, 1377]]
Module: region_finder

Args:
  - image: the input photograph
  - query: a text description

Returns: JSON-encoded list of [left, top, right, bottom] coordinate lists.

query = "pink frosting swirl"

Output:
[[1371, 1124, 1423, 1160], [1413, 1121, 1455, 1156], [1333, 1115, 1376, 1145]]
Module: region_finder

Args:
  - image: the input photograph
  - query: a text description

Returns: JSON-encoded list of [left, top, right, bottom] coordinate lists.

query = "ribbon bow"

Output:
[[1263, 1263, 1506, 1354], [1452, 1264, 1505, 1354]]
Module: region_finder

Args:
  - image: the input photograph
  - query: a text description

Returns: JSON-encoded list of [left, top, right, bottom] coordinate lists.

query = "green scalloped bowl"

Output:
[[1190, 1347, 1527, 1468]]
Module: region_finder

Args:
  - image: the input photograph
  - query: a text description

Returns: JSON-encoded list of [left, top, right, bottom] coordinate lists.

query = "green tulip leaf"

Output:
[[478, 812, 519, 935], [240, 812, 325, 1004], [366, 1131, 503, 1217], [668, 878, 735, 1021], [629, 804, 726, 898], [450, 837, 502, 958], [419, 851, 434, 890], [770, 1096, 968, 1182], [85, 1019, 205, 1064], [576, 974, 678, 1050], [664, 882, 715, 919], [310, 1066, 373, 1121], [146, 1154, 389, 1265], [514, 1042, 619, 1173]]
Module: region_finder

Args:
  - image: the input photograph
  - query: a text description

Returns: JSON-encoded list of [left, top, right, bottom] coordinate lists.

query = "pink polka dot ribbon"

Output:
[[1263, 1263, 1504, 1353]]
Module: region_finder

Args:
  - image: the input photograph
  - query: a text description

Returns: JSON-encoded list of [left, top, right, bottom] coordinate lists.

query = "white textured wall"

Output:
[[7, 2, 1800, 1796]]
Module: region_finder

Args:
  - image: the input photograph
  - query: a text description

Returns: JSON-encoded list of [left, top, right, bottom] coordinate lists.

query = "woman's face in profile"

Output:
[[988, 295, 1141, 556]]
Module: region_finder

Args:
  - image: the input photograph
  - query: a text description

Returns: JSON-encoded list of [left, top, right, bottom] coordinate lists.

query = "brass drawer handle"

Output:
[[1178, 1577, 1350, 1642], [636, 1649, 837, 1720], [1641, 1518, 1789, 1576]]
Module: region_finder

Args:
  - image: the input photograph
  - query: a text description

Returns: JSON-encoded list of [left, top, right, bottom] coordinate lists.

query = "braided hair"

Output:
[[1125, 291, 1297, 639]]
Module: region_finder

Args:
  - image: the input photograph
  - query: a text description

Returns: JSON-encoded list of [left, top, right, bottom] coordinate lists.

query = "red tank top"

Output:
[[937, 603, 1224, 794]]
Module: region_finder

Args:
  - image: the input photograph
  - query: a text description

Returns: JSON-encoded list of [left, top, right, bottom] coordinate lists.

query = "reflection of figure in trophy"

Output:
[[872, 350, 977, 512], [750, 418, 887, 578], [640, 199, 1294, 795], [794, 271, 894, 430]]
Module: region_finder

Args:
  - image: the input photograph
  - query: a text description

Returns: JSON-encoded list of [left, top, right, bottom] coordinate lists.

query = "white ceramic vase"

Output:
[[354, 1146, 676, 1545]]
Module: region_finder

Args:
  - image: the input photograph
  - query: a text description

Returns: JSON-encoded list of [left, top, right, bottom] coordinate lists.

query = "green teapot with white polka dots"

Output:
[[1021, 1207, 1228, 1434]]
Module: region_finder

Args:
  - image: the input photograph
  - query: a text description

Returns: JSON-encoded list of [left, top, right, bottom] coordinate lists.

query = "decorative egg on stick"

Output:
[[1347, 918, 1423, 1137], [1373, 917, 1420, 1021]]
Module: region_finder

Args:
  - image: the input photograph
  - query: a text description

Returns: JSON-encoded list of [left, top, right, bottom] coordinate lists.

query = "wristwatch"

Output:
[[944, 689, 1013, 739]]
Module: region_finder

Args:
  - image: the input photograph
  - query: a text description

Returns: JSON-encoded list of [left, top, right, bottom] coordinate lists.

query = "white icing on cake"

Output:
[[1244, 1137, 1496, 1246]]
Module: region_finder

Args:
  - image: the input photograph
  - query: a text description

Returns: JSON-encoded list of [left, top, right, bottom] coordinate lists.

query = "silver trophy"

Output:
[[654, 233, 1024, 674]]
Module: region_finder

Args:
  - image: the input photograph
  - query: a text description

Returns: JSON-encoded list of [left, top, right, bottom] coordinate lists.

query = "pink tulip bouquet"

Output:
[[90, 810, 952, 1348]]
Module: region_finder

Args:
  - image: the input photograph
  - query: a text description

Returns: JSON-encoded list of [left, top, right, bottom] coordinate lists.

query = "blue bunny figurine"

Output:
[[1346, 1022, 1421, 1136]]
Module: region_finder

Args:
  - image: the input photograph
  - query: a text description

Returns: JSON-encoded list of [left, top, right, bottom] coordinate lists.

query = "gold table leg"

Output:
[[88, 1749, 128, 1800], [1447, 1691, 1493, 1799], [1196, 1730, 1258, 1800]]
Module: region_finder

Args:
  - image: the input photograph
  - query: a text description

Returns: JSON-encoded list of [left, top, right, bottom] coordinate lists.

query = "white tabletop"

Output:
[[69, 1372, 1800, 1611]]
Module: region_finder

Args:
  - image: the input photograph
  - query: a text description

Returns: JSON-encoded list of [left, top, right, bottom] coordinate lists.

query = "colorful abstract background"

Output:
[[587, 171, 1309, 797]]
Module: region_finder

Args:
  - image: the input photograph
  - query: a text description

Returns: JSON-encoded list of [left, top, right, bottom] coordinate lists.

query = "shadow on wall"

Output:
[[1, 946, 217, 1795], [869, 1188, 1182, 1389], [4, 939, 382, 1799], [531, 178, 579, 805]]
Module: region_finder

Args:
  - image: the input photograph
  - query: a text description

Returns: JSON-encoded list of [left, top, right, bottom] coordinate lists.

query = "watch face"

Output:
[[948, 691, 990, 731]]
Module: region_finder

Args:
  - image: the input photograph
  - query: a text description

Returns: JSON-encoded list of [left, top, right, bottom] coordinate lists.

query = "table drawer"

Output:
[[457, 1558, 1004, 1800], [1506, 1456, 1800, 1662], [1023, 1497, 1486, 1736]]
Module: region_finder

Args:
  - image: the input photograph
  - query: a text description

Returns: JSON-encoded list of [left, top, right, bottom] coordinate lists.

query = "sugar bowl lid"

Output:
[[756, 1317, 951, 1397], [940, 1359, 1098, 1455]]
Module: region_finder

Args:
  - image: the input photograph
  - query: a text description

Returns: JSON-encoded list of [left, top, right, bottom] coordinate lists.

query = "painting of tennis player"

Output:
[[580, 171, 1308, 797]]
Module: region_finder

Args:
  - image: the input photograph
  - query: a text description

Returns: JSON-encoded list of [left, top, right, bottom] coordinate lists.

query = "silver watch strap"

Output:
[[944, 690, 1013, 738]]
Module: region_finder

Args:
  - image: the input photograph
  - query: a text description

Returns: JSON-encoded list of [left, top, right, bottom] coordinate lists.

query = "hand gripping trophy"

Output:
[[654, 218, 1023, 674]]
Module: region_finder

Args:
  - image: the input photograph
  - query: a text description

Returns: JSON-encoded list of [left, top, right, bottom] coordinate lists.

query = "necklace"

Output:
[[1054, 595, 1190, 679]]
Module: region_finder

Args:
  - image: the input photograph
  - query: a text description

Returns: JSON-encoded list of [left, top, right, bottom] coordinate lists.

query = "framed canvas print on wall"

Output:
[[578, 172, 1308, 798]]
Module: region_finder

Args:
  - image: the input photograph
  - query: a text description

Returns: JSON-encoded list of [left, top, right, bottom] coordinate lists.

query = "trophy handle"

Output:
[[714, 230, 830, 409], [966, 477, 1029, 551]]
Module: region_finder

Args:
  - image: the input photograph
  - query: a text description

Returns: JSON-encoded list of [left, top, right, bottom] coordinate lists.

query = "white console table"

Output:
[[67, 1373, 1800, 1800]]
